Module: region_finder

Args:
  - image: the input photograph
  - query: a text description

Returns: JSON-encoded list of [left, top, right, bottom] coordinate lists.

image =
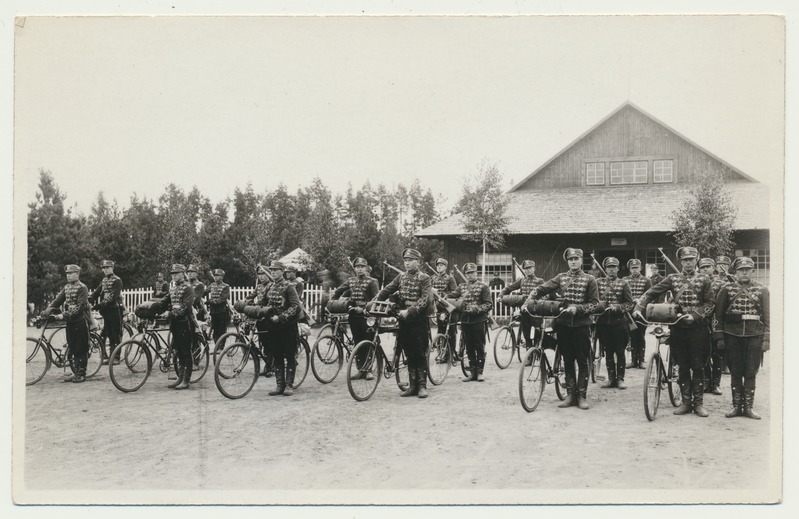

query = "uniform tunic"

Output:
[[159, 280, 196, 378], [206, 280, 231, 342], [376, 270, 433, 370], [503, 274, 547, 346], [431, 272, 459, 353], [264, 278, 301, 372], [91, 273, 124, 347], [47, 281, 91, 374], [452, 280, 492, 373], [622, 273, 652, 365], [595, 276, 634, 382], [333, 275, 380, 345]]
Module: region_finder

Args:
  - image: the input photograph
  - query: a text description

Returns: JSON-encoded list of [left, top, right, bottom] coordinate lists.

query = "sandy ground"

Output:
[[19, 324, 777, 505]]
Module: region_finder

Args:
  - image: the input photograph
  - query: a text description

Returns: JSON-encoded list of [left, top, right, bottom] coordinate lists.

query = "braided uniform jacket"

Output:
[[376, 270, 433, 321], [531, 271, 599, 327], [714, 281, 769, 338], [333, 275, 380, 306], [91, 274, 123, 310], [622, 273, 652, 299], [452, 280, 492, 324], [501, 275, 545, 297], [595, 277, 634, 325], [206, 281, 230, 315], [431, 273, 458, 297], [709, 275, 727, 301], [245, 282, 272, 306], [161, 280, 195, 321], [265, 278, 301, 324], [636, 271, 714, 328], [47, 281, 90, 323]]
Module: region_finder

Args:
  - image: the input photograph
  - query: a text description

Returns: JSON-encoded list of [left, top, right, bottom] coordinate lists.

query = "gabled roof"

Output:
[[507, 101, 758, 192], [278, 247, 311, 269], [416, 182, 768, 237]]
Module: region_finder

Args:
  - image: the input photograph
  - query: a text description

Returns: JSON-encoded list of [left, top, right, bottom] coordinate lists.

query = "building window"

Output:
[[610, 161, 648, 185], [477, 252, 514, 284], [653, 160, 674, 183], [645, 251, 668, 277], [586, 162, 605, 186], [735, 249, 770, 286]]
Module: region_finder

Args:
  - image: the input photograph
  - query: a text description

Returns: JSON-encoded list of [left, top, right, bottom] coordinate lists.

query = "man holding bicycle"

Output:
[[502, 259, 545, 352], [452, 262, 492, 382], [375, 247, 434, 398], [332, 257, 380, 380], [159, 264, 196, 390], [206, 268, 231, 344], [245, 265, 275, 377], [431, 258, 459, 362], [89, 259, 124, 364], [43, 264, 91, 383], [595, 257, 634, 390], [263, 261, 302, 396], [623, 258, 651, 370], [633, 246, 715, 417]]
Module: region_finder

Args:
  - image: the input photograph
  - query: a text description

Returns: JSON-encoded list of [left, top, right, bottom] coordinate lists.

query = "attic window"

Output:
[[653, 160, 674, 183], [586, 163, 605, 185], [610, 161, 648, 185]]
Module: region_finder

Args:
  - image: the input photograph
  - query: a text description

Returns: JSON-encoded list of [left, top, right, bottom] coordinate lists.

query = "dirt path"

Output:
[[20, 326, 778, 504]]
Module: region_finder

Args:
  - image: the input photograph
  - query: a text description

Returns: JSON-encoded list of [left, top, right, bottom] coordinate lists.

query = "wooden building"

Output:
[[417, 102, 770, 285]]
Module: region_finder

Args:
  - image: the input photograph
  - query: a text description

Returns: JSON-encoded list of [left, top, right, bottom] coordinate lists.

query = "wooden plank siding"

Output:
[[515, 105, 746, 191]]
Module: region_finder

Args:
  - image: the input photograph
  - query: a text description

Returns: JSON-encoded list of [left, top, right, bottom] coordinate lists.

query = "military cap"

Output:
[[627, 258, 642, 269], [435, 257, 448, 267], [213, 268, 225, 276], [268, 260, 286, 270], [522, 259, 535, 269], [463, 262, 478, 274], [563, 248, 584, 261], [285, 265, 298, 273], [402, 248, 422, 260], [170, 263, 186, 274], [353, 257, 368, 267], [101, 259, 115, 268], [186, 264, 198, 273], [697, 258, 715, 269], [731, 257, 755, 270], [676, 246, 698, 260], [256, 264, 269, 275], [715, 255, 732, 266], [602, 257, 620, 268], [64, 264, 81, 274]]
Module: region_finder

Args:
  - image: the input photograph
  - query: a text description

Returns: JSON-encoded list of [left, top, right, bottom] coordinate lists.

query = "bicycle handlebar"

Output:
[[631, 312, 690, 327]]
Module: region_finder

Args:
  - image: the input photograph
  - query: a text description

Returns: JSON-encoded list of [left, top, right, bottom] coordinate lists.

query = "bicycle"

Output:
[[518, 309, 568, 412], [108, 318, 210, 393], [310, 312, 355, 384], [213, 317, 311, 400], [26, 316, 105, 385], [345, 301, 418, 401], [639, 314, 685, 421], [493, 310, 528, 369], [589, 317, 606, 383], [427, 308, 459, 385]]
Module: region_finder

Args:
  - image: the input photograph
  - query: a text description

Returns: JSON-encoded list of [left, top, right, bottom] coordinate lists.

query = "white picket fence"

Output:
[[121, 285, 517, 321]]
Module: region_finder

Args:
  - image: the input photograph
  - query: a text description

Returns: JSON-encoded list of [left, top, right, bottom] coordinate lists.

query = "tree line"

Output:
[[26, 169, 448, 310]]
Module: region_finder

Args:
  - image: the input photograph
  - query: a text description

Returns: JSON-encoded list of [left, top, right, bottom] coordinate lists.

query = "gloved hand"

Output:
[[593, 301, 607, 314], [762, 337, 770, 352]]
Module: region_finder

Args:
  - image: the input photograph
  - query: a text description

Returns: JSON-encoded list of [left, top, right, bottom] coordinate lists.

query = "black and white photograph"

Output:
[[5, 0, 794, 512]]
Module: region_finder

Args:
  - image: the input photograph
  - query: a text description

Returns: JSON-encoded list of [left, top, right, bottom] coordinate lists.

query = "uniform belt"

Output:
[[741, 314, 760, 321]]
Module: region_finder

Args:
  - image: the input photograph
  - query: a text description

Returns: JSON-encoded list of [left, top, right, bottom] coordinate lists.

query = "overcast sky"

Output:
[[14, 14, 784, 215]]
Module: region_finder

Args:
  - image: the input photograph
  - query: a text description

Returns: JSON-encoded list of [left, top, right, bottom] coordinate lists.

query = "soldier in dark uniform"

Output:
[[263, 261, 302, 396], [89, 259, 123, 363], [715, 257, 769, 419], [206, 268, 231, 345], [332, 257, 380, 379], [634, 246, 715, 417], [529, 248, 599, 410], [159, 264, 196, 390], [430, 258, 459, 362], [530, 248, 599, 409], [595, 257, 635, 390], [186, 264, 206, 322], [501, 259, 545, 351], [44, 264, 91, 383], [285, 266, 303, 299], [375, 247, 434, 398], [451, 263, 492, 382], [245, 264, 274, 376], [715, 255, 734, 375], [623, 258, 652, 369], [153, 272, 169, 299], [699, 257, 725, 395]]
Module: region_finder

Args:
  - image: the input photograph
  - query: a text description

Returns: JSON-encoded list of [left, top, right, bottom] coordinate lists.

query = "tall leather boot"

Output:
[[601, 360, 617, 388], [616, 360, 627, 390], [175, 362, 192, 390], [710, 368, 723, 395], [462, 366, 474, 382], [168, 366, 184, 389], [476, 350, 486, 382], [283, 366, 296, 396], [725, 386, 743, 418], [401, 367, 419, 397], [558, 376, 576, 408], [268, 367, 286, 396], [743, 388, 761, 420], [577, 388, 589, 410], [673, 382, 693, 415], [692, 378, 708, 417], [417, 368, 429, 398]]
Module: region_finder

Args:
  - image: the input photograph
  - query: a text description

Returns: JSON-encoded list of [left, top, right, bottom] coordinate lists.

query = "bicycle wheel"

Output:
[[290, 337, 310, 389], [346, 340, 382, 401], [84, 332, 105, 378], [213, 331, 245, 364], [427, 334, 452, 386], [26, 338, 51, 386], [460, 343, 471, 377], [315, 323, 334, 343], [552, 349, 567, 401], [667, 350, 681, 407], [189, 333, 210, 383], [311, 334, 343, 384], [519, 348, 545, 412], [643, 353, 662, 421], [109, 340, 152, 392], [493, 325, 515, 370], [214, 342, 260, 399], [394, 347, 410, 390]]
